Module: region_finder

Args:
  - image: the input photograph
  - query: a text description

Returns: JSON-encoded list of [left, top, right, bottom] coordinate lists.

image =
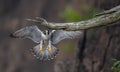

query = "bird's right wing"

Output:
[[11, 25, 43, 43], [51, 30, 82, 44]]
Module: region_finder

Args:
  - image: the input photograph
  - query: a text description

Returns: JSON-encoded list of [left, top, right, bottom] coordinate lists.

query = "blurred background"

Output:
[[0, 0, 120, 72]]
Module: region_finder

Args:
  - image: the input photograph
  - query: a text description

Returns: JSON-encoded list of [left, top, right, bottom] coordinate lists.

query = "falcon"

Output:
[[11, 25, 81, 60]]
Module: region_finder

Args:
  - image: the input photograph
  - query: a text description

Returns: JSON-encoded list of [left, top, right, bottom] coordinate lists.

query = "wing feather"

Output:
[[51, 30, 82, 44], [12, 25, 43, 43]]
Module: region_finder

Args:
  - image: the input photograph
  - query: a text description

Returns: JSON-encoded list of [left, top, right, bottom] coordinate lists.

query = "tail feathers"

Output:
[[30, 44, 59, 60]]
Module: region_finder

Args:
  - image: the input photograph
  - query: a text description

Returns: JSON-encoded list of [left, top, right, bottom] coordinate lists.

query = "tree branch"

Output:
[[26, 5, 120, 31]]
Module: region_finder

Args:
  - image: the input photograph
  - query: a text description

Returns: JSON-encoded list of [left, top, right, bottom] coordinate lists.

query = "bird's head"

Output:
[[44, 30, 49, 35]]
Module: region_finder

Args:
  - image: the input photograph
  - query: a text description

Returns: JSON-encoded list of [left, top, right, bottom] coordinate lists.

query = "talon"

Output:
[[48, 46, 52, 52], [39, 46, 43, 52]]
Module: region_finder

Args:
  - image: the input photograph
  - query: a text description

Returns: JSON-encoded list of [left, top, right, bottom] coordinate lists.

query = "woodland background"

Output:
[[0, 0, 120, 72]]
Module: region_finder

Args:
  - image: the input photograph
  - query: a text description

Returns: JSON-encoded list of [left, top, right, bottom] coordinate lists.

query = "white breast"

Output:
[[42, 34, 50, 40]]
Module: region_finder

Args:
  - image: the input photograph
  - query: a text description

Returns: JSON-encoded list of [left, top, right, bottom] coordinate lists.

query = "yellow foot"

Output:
[[48, 46, 52, 52], [39, 46, 43, 52]]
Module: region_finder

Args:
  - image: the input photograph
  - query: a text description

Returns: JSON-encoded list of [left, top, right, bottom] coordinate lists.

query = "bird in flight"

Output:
[[11, 25, 81, 60]]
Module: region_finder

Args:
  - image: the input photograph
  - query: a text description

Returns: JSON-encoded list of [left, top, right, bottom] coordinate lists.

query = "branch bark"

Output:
[[26, 5, 120, 31]]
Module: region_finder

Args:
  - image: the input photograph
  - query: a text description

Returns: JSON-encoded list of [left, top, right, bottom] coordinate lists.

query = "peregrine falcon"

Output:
[[11, 25, 81, 60]]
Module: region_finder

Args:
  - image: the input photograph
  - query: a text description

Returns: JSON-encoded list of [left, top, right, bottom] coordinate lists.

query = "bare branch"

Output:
[[96, 5, 120, 16], [26, 5, 120, 31]]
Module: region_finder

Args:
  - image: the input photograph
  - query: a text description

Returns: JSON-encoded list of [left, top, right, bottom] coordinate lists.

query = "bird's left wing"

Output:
[[51, 30, 82, 44], [11, 25, 43, 43]]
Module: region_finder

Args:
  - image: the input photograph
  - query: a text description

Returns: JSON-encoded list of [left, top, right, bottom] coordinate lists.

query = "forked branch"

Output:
[[26, 5, 120, 31]]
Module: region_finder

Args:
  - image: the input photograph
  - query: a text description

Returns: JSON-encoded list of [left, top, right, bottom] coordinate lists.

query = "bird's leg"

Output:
[[39, 40, 43, 52], [48, 40, 52, 52]]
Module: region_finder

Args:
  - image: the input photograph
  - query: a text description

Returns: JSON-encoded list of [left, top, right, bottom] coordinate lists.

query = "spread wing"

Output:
[[51, 30, 82, 44], [11, 25, 43, 43]]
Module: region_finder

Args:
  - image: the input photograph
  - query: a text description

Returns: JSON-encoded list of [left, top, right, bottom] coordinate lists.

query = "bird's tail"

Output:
[[30, 44, 59, 60]]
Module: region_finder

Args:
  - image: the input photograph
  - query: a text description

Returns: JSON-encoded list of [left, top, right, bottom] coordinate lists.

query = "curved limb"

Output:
[[48, 40, 52, 52], [39, 40, 43, 52]]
